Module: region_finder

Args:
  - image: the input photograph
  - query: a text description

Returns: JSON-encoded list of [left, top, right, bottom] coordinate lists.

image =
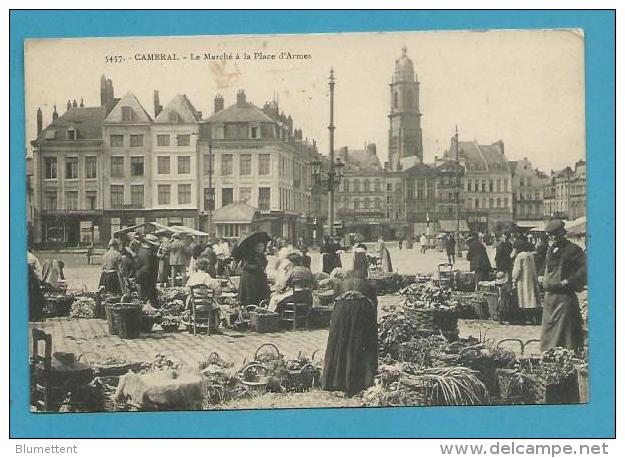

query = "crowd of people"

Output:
[[27, 218, 586, 397]]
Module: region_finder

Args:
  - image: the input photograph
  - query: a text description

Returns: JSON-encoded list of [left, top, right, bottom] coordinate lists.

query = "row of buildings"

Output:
[[27, 48, 586, 246]]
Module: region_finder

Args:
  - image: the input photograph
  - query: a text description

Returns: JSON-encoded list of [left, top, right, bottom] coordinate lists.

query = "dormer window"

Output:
[[250, 126, 260, 139], [168, 111, 179, 122], [67, 128, 77, 140], [121, 106, 134, 121]]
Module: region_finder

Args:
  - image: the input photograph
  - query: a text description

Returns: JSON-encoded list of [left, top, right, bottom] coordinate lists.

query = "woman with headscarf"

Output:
[[320, 236, 342, 275], [238, 241, 271, 307], [512, 238, 542, 324], [268, 252, 314, 313], [377, 236, 393, 273], [135, 234, 160, 306], [352, 243, 369, 278], [99, 239, 126, 294], [322, 269, 378, 396]]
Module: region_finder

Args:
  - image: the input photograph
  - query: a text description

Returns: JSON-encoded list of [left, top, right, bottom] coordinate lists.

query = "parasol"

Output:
[[231, 231, 271, 260]]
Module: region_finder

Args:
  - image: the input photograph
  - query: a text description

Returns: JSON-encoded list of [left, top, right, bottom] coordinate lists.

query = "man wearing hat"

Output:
[[136, 234, 160, 306], [540, 219, 587, 353]]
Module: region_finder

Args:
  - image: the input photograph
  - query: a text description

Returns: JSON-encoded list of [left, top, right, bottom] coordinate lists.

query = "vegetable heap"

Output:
[[70, 296, 97, 318]]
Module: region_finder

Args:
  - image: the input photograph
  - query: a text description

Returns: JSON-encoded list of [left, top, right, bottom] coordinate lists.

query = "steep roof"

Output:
[[207, 101, 275, 124], [342, 148, 383, 172], [403, 161, 436, 176], [508, 160, 518, 174], [155, 94, 202, 123], [105, 92, 152, 123], [477, 143, 509, 172], [37, 106, 106, 142], [446, 140, 509, 172]]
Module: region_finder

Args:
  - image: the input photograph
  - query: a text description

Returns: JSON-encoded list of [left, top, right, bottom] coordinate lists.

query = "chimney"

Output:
[[80, 97, 84, 108], [236, 90, 246, 107], [105, 78, 115, 112], [496, 139, 505, 155], [72, 99, 78, 108], [100, 74, 107, 107], [66, 100, 72, 111], [153, 90, 162, 117], [36, 108, 43, 137], [214, 94, 224, 113], [52, 105, 58, 121], [366, 143, 377, 156]]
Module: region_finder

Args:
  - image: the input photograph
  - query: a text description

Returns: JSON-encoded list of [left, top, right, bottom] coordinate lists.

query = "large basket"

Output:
[[110, 304, 142, 339], [484, 293, 499, 321], [249, 310, 280, 333], [404, 307, 459, 341]]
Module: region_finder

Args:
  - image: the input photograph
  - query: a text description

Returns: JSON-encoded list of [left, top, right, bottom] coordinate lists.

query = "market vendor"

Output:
[[268, 252, 314, 313], [238, 241, 271, 307], [41, 258, 65, 289], [320, 236, 342, 275], [352, 243, 368, 278], [377, 235, 393, 273], [136, 234, 160, 306], [99, 239, 127, 295], [540, 219, 586, 353], [466, 233, 492, 288], [322, 269, 378, 396]]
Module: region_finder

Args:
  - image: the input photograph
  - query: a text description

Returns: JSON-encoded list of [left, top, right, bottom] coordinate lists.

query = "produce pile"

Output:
[[400, 282, 455, 310], [69, 296, 97, 318], [369, 272, 415, 295], [139, 353, 183, 374]]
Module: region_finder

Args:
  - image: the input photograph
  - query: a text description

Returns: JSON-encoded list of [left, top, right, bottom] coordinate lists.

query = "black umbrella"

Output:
[[231, 231, 271, 261]]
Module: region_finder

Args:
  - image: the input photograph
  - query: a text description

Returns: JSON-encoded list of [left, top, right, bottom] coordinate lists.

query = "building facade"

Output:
[[510, 157, 550, 224], [569, 160, 586, 220], [198, 91, 317, 241], [543, 160, 585, 220], [444, 138, 513, 232]]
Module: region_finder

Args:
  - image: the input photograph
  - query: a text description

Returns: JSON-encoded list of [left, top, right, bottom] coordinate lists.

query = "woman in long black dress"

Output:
[[322, 269, 378, 396], [320, 236, 342, 275], [238, 241, 271, 307]]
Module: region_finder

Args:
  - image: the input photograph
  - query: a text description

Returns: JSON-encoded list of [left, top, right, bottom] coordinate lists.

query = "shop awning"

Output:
[[169, 225, 209, 236], [516, 220, 544, 229], [439, 220, 470, 232], [113, 222, 171, 237], [212, 202, 258, 224]]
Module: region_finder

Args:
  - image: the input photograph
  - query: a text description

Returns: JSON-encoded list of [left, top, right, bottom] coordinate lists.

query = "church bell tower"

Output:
[[388, 46, 423, 170]]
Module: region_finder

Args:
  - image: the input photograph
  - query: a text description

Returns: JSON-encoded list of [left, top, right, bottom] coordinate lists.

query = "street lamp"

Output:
[[454, 125, 463, 258]]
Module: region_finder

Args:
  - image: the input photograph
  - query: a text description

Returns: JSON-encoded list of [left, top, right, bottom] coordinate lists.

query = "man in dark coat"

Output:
[[136, 234, 160, 306], [495, 232, 513, 277], [444, 233, 456, 265], [540, 219, 586, 353], [466, 233, 492, 288]]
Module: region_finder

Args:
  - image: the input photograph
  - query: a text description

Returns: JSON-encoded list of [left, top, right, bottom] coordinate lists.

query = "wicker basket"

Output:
[[404, 307, 459, 341], [110, 304, 142, 339], [250, 311, 280, 333]]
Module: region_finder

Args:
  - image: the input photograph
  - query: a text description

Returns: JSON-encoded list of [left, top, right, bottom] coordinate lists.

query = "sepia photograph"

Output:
[[24, 29, 589, 414]]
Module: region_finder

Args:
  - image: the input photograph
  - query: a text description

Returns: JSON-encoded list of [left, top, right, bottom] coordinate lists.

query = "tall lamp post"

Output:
[[310, 68, 345, 238], [194, 132, 214, 238], [454, 125, 463, 258]]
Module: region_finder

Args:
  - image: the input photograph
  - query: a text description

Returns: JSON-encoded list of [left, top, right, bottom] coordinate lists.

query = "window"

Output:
[[259, 154, 271, 175], [177, 134, 190, 146], [110, 217, 121, 235], [343, 180, 350, 193], [250, 126, 259, 139], [178, 184, 191, 204], [374, 180, 381, 192], [481, 180, 486, 192], [387, 183, 392, 191], [519, 178, 525, 187], [85, 157, 97, 179], [240, 154, 252, 175], [157, 184, 171, 205], [204, 187, 215, 211], [504, 197, 509, 208], [364, 180, 370, 192], [130, 185, 144, 207], [45, 191, 57, 210], [475, 198, 480, 208], [168, 111, 179, 122], [203, 154, 215, 175], [44, 157, 57, 179], [375, 198, 381, 209], [86, 191, 97, 210], [130, 135, 144, 147], [157, 156, 170, 174], [178, 156, 191, 174], [110, 135, 123, 147], [258, 187, 271, 210], [364, 198, 370, 209], [489, 198, 494, 208], [386, 196, 391, 204], [353, 180, 360, 192], [354, 199, 360, 209], [221, 154, 233, 175], [497, 197, 501, 208], [503, 179, 508, 191], [110, 157, 124, 177], [489, 180, 494, 192], [110, 185, 124, 207], [130, 157, 144, 176], [65, 191, 78, 210], [65, 157, 78, 179], [496, 179, 501, 192], [239, 187, 252, 203], [67, 128, 77, 141], [121, 106, 134, 121], [212, 125, 225, 139], [467, 179, 472, 192], [222, 188, 234, 206], [157, 134, 170, 146]]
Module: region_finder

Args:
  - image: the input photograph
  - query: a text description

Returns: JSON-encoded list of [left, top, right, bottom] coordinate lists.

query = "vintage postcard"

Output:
[[24, 29, 588, 414]]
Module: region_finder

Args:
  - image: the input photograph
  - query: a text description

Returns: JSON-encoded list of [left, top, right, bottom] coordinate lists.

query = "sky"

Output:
[[24, 29, 585, 173]]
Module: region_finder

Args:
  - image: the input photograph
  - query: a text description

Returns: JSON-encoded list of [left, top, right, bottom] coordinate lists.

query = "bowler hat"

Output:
[[544, 219, 565, 234]]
